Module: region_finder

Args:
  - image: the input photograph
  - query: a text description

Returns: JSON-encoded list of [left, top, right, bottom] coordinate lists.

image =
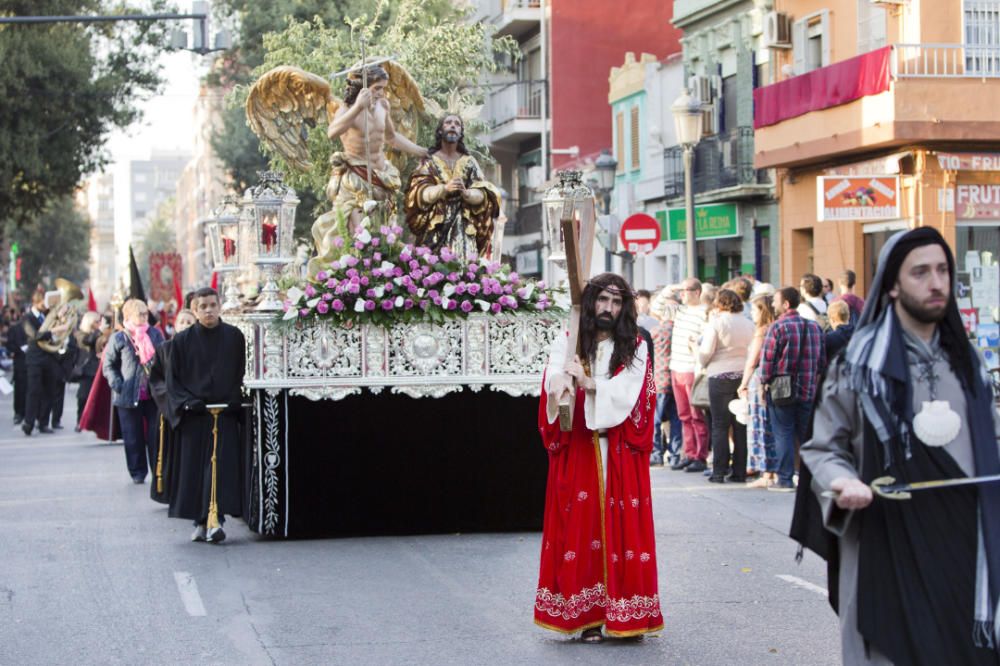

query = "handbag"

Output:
[[690, 371, 711, 410], [770, 374, 795, 406]]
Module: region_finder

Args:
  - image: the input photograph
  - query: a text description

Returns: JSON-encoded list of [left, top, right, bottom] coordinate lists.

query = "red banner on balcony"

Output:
[[753, 46, 893, 129]]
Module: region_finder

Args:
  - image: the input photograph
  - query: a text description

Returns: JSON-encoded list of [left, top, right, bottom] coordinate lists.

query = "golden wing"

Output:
[[383, 61, 425, 141], [245, 66, 340, 172]]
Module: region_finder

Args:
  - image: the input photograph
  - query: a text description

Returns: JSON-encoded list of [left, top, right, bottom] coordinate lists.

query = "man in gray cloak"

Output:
[[799, 227, 1000, 664]]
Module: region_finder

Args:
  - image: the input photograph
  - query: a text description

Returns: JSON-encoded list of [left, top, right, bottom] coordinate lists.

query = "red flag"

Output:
[[174, 277, 183, 311], [210, 272, 218, 291], [87, 289, 98, 312]]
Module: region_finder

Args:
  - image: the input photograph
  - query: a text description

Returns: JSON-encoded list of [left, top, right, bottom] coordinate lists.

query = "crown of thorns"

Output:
[[585, 280, 634, 297]]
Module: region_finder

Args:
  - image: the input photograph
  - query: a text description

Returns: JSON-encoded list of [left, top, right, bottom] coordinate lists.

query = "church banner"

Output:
[[817, 176, 900, 221], [149, 252, 183, 308]]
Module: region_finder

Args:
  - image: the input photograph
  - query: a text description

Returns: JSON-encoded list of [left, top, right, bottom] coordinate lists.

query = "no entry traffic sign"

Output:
[[619, 213, 661, 255]]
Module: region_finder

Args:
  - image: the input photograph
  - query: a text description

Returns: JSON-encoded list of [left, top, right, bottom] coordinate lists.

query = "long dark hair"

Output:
[[344, 65, 389, 106], [579, 273, 639, 378], [430, 114, 468, 155]]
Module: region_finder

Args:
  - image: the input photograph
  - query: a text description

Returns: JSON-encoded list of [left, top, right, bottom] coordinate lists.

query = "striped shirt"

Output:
[[652, 320, 673, 393], [668, 305, 707, 374]]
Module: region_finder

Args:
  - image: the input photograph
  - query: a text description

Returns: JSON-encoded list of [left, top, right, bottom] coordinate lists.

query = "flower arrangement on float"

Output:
[[281, 220, 561, 326]]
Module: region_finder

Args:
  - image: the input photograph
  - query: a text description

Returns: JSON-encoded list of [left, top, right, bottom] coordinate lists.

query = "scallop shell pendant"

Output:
[[912, 400, 962, 447]]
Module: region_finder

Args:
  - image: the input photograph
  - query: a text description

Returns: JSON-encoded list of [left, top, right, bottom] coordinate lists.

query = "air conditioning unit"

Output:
[[763, 11, 792, 49]]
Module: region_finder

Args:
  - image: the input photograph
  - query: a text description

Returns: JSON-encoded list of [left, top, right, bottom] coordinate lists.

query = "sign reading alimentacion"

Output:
[[817, 176, 900, 222]]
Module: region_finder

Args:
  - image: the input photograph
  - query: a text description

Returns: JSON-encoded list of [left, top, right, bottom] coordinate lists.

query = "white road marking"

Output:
[[776, 574, 828, 597], [174, 571, 207, 616]]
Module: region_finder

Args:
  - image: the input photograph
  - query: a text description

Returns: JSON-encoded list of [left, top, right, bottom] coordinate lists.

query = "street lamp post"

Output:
[[671, 89, 704, 280], [592, 149, 622, 275]]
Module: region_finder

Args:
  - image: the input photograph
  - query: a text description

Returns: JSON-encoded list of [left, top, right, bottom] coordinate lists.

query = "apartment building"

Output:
[[664, 0, 779, 285], [754, 1, 1000, 302], [608, 51, 687, 287], [473, 0, 681, 277], [173, 84, 228, 289]]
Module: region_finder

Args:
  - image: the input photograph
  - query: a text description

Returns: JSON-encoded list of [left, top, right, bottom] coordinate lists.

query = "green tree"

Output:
[[6, 196, 91, 297], [209, 0, 370, 232], [0, 0, 169, 228], [210, 0, 513, 240], [134, 197, 177, 291]]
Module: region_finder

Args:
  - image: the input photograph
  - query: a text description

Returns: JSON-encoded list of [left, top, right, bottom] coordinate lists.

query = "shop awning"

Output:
[[753, 46, 893, 129]]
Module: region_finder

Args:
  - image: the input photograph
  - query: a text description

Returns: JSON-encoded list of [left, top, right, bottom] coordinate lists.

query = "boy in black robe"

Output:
[[148, 309, 197, 505], [167, 288, 246, 543]]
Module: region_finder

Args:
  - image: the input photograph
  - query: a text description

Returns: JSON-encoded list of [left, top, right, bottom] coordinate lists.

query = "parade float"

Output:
[[203, 37, 598, 535]]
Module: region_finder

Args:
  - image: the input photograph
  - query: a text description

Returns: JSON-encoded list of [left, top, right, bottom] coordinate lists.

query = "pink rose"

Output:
[[333, 237, 345, 248], [364, 300, 376, 311], [316, 270, 328, 281], [316, 301, 329, 314], [304, 284, 316, 298], [332, 299, 345, 312], [381, 299, 394, 311], [460, 300, 473, 313]]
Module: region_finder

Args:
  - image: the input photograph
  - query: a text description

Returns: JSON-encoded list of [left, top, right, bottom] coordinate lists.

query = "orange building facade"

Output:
[[753, 0, 1000, 350]]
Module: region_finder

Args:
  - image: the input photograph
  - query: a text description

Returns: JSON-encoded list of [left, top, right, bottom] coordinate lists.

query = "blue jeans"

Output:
[[654, 392, 683, 461], [118, 399, 157, 480], [767, 397, 813, 485]]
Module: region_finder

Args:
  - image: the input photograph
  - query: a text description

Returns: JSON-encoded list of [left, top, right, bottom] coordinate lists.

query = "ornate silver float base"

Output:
[[230, 312, 564, 400]]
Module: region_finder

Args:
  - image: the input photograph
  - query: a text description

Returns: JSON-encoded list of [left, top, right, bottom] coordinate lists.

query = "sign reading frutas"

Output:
[[619, 213, 661, 255], [955, 183, 1000, 220], [657, 204, 740, 242], [936, 152, 1000, 172], [817, 176, 899, 221]]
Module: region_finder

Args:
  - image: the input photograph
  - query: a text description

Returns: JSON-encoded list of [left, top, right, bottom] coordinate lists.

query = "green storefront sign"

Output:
[[655, 203, 740, 241]]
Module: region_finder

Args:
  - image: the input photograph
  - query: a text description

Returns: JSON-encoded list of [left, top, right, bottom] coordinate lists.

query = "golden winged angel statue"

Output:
[[246, 61, 428, 277]]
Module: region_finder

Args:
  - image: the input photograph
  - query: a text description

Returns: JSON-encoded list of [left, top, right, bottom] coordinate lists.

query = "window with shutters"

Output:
[[857, 0, 887, 54], [630, 106, 640, 171], [965, 0, 1000, 75], [792, 10, 830, 74], [615, 112, 625, 172]]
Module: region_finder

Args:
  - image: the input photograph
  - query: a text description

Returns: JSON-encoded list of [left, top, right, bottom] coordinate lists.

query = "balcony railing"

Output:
[[487, 80, 544, 128], [510, 200, 542, 236], [894, 43, 1000, 78], [502, 0, 540, 9], [663, 127, 770, 198]]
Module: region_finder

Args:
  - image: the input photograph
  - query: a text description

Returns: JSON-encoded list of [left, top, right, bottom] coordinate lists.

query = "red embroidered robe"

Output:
[[534, 335, 662, 637]]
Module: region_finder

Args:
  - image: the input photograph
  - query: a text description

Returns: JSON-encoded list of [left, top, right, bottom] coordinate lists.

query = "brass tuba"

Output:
[[37, 278, 84, 354]]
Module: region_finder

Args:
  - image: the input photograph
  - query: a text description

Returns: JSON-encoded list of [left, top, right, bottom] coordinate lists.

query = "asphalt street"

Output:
[[0, 388, 839, 665]]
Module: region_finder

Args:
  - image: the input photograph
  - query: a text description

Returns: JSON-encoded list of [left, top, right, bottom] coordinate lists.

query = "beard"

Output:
[[596, 314, 616, 330], [896, 288, 948, 324], [443, 130, 461, 144]]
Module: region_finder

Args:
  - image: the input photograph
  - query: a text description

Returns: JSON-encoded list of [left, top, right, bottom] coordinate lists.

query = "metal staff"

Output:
[[205, 404, 228, 531], [108, 291, 125, 444], [821, 474, 1000, 502], [205, 403, 250, 530], [155, 413, 165, 494], [360, 37, 373, 199]]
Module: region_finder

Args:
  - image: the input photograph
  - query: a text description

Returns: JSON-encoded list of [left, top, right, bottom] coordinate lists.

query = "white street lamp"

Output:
[[205, 195, 243, 310], [244, 171, 298, 311], [671, 89, 704, 279]]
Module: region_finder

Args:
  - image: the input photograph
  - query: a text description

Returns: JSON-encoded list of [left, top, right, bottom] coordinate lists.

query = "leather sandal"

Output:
[[581, 627, 604, 643]]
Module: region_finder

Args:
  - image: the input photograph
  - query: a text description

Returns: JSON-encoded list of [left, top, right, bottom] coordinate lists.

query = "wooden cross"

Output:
[[556, 174, 596, 432]]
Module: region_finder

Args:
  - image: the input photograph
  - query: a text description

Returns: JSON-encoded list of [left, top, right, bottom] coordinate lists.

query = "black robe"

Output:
[[166, 321, 246, 523]]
